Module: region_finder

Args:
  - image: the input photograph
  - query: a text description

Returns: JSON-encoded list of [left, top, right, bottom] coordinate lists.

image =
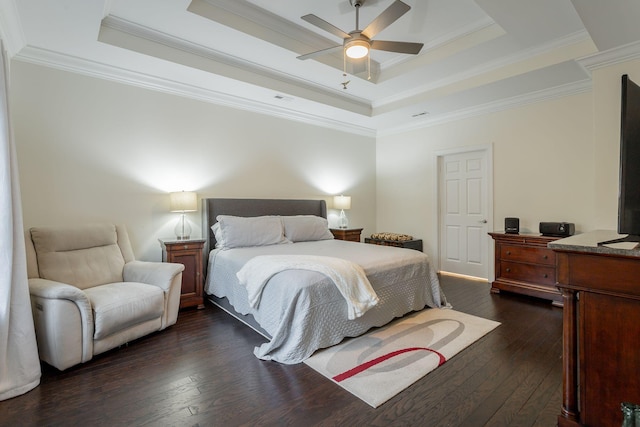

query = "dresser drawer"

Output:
[[500, 244, 555, 266], [500, 261, 556, 286]]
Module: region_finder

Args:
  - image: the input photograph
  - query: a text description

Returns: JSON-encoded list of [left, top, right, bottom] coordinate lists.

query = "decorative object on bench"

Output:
[[365, 232, 423, 251], [370, 232, 413, 241], [25, 223, 184, 370]]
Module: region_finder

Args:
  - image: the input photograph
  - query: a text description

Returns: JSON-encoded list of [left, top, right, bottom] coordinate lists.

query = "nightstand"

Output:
[[330, 228, 363, 242], [159, 238, 206, 309]]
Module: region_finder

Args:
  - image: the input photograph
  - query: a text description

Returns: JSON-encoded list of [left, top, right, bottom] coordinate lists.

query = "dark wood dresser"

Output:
[[550, 231, 640, 427], [489, 232, 562, 305]]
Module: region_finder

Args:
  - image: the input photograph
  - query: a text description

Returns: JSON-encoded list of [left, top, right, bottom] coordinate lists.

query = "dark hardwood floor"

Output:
[[0, 274, 563, 426]]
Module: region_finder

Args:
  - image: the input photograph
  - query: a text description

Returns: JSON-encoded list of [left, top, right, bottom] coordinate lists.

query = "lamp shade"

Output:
[[169, 191, 197, 212], [334, 195, 351, 210]]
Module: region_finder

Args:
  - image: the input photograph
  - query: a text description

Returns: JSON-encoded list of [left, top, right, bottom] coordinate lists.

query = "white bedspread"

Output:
[[206, 240, 448, 364], [237, 255, 379, 320]]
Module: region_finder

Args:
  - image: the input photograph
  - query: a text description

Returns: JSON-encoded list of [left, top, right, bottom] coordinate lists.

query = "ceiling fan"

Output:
[[297, 0, 423, 61]]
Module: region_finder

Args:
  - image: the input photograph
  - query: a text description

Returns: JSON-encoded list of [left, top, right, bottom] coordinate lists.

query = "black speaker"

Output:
[[540, 222, 575, 237], [505, 217, 519, 234]]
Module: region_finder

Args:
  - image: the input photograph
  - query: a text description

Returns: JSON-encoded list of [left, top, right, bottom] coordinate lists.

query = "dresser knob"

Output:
[[543, 274, 548, 278], [506, 251, 511, 255], [543, 255, 548, 259], [506, 268, 511, 273]]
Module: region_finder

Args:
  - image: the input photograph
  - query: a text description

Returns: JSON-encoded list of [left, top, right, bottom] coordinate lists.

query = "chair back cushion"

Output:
[[30, 224, 126, 289]]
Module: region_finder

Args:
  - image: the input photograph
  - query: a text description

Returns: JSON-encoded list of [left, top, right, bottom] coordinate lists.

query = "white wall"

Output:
[[377, 90, 596, 263], [11, 57, 640, 268], [377, 58, 640, 268], [10, 61, 377, 261]]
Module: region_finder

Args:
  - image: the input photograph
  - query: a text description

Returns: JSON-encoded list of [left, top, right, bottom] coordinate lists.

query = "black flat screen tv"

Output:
[[600, 74, 640, 245]]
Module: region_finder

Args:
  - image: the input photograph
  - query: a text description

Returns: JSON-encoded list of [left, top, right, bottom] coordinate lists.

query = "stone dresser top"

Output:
[[548, 229, 640, 258]]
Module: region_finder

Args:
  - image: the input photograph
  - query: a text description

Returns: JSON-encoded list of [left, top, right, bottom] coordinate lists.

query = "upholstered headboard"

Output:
[[201, 198, 328, 272]]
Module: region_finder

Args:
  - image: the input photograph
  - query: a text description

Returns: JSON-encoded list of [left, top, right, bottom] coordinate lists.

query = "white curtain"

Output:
[[0, 40, 41, 401]]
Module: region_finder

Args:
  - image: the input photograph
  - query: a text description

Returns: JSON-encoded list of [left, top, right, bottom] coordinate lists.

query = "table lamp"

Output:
[[333, 195, 351, 229], [169, 191, 197, 240]]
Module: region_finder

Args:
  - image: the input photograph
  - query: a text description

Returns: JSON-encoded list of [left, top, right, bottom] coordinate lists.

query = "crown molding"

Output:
[[578, 39, 640, 71], [100, 15, 372, 115], [13, 43, 594, 140], [378, 78, 592, 137], [13, 45, 377, 138]]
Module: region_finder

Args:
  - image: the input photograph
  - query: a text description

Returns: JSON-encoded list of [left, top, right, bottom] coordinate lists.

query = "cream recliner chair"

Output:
[[25, 223, 185, 370]]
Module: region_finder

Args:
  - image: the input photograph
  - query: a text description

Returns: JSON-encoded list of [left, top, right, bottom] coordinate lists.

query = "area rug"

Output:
[[304, 308, 500, 408]]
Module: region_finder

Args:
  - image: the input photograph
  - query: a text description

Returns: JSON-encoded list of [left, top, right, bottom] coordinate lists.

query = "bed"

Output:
[[202, 198, 448, 364]]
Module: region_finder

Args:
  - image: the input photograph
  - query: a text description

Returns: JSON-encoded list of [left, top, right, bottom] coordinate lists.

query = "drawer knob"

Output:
[[506, 268, 511, 273], [506, 251, 511, 255], [543, 274, 548, 278], [543, 255, 548, 259]]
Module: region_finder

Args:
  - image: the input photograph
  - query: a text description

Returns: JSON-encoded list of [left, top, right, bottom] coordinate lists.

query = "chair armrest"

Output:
[[28, 278, 94, 368], [123, 261, 185, 292], [29, 278, 91, 306]]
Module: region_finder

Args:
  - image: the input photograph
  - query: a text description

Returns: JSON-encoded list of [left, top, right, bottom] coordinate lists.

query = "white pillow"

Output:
[[211, 222, 225, 248], [215, 215, 290, 249], [282, 215, 334, 242]]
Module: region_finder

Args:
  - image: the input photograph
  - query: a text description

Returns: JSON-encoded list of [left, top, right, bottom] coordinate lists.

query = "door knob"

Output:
[[479, 219, 488, 224]]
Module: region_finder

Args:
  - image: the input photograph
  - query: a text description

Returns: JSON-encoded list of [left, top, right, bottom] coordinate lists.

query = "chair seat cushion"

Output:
[[84, 282, 165, 340]]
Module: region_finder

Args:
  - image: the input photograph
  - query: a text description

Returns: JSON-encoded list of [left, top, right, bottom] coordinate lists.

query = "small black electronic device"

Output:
[[539, 222, 575, 237], [505, 217, 519, 234]]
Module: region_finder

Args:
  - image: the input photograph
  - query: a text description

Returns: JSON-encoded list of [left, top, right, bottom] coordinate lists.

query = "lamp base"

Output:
[[174, 213, 192, 240], [339, 209, 349, 229]]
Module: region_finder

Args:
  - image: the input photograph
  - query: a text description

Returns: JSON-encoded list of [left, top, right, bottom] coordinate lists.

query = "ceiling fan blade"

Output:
[[361, 0, 411, 39], [297, 45, 343, 60], [301, 14, 350, 40], [371, 40, 423, 55]]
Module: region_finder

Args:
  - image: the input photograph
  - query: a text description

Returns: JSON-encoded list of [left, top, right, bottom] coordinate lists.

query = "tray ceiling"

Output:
[[3, 0, 640, 136]]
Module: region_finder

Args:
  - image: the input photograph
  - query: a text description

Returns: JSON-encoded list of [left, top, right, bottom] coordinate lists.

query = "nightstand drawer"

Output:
[[500, 261, 556, 286], [167, 241, 204, 251], [500, 244, 555, 266]]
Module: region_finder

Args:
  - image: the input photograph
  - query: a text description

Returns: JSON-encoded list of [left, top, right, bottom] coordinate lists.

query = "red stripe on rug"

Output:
[[332, 347, 446, 383]]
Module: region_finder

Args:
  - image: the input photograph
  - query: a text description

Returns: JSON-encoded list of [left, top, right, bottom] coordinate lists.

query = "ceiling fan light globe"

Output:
[[345, 41, 369, 59]]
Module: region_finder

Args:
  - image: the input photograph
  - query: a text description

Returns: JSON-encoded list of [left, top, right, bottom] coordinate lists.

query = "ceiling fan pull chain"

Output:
[[342, 49, 349, 90]]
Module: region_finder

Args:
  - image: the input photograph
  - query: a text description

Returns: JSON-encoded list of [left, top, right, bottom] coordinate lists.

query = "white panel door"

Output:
[[439, 149, 490, 278]]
